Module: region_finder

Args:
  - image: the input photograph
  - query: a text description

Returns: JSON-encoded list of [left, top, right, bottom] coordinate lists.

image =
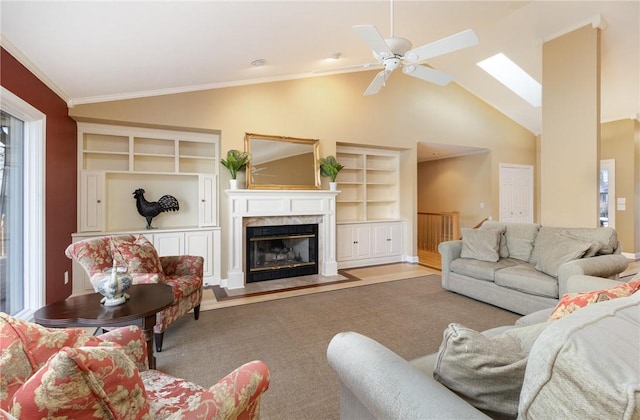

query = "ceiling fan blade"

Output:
[[312, 63, 378, 74], [404, 29, 479, 63], [402, 64, 454, 86], [353, 25, 394, 59], [364, 71, 388, 96]]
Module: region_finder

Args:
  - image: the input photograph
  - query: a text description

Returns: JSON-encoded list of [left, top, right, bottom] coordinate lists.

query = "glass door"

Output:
[[0, 111, 25, 315]]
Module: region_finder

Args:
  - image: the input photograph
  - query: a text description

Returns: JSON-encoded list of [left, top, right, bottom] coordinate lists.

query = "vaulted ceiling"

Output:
[[1, 1, 638, 137]]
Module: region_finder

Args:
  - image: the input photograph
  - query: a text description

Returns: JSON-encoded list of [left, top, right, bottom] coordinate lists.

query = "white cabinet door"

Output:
[[199, 174, 217, 227], [373, 222, 403, 257], [185, 230, 213, 278], [372, 224, 391, 257], [154, 232, 184, 256], [354, 225, 372, 259], [387, 222, 403, 256], [337, 225, 357, 261], [337, 224, 371, 261], [79, 171, 105, 232]]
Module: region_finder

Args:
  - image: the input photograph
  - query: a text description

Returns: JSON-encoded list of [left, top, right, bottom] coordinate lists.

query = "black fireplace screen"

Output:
[[246, 224, 319, 283]]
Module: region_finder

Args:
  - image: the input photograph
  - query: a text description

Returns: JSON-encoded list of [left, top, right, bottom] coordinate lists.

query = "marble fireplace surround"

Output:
[[225, 189, 339, 289]]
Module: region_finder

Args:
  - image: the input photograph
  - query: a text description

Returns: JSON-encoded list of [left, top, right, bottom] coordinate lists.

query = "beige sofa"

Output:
[[438, 221, 629, 315], [327, 275, 640, 419]]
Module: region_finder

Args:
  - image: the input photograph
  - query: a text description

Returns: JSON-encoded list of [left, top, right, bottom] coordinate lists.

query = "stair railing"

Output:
[[417, 211, 460, 252]]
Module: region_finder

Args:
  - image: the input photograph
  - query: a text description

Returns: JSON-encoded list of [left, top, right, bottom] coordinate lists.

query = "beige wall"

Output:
[[418, 153, 491, 228], [70, 69, 535, 277], [541, 25, 601, 227], [601, 118, 639, 255]]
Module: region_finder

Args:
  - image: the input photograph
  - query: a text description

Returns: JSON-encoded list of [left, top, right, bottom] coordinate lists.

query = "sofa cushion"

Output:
[[549, 279, 640, 320], [481, 221, 540, 262], [534, 233, 592, 277], [460, 228, 501, 262], [494, 264, 558, 298], [110, 235, 165, 283], [433, 322, 548, 418], [11, 346, 150, 419], [519, 292, 640, 419], [450, 257, 522, 282]]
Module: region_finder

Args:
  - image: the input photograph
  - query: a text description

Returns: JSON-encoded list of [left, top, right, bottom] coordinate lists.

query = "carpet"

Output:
[[157, 275, 520, 419]]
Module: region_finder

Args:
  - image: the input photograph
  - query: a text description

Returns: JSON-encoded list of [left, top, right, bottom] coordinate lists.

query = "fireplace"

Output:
[[245, 224, 319, 283]]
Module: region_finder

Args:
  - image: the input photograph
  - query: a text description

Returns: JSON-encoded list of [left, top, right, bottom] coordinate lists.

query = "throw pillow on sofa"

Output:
[[433, 322, 549, 418], [480, 224, 509, 258], [549, 278, 640, 320], [460, 228, 501, 262], [534, 233, 593, 277], [110, 235, 165, 283], [10, 346, 150, 419]]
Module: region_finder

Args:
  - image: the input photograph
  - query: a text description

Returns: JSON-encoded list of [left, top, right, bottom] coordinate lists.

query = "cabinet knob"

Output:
[[97, 200, 101, 203], [201, 199, 206, 202]]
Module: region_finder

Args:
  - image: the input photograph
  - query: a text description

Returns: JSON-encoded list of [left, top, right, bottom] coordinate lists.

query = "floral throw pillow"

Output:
[[110, 235, 164, 283], [10, 346, 151, 419], [549, 279, 640, 320]]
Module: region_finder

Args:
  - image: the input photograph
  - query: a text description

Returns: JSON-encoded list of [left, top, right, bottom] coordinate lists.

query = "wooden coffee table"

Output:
[[34, 283, 174, 369]]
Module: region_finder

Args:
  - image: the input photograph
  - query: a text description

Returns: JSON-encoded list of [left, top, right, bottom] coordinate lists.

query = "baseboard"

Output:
[[404, 255, 419, 264]]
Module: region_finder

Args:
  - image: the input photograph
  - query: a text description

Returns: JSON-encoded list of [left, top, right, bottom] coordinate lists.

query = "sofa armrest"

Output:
[[160, 255, 204, 277], [171, 360, 270, 419], [557, 254, 629, 295], [438, 240, 463, 289], [327, 331, 489, 420], [565, 274, 627, 293], [98, 326, 149, 371]]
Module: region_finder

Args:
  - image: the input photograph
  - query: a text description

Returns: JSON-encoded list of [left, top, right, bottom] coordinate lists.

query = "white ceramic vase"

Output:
[[229, 179, 238, 190], [329, 182, 337, 191]]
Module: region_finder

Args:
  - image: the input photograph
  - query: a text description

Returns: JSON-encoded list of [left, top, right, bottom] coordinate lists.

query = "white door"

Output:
[[599, 159, 615, 228], [499, 164, 533, 223]]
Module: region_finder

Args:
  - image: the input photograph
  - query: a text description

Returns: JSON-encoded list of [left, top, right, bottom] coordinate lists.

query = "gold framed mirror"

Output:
[[245, 133, 320, 189]]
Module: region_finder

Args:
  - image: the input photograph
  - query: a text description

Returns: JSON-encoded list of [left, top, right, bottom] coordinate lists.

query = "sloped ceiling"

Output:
[[1, 1, 638, 138]]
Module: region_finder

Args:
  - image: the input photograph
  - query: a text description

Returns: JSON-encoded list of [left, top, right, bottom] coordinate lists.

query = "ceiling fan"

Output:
[[349, 0, 479, 95]]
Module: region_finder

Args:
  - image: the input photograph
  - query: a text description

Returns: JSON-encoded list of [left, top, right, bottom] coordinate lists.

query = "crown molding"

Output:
[[1, 36, 71, 104]]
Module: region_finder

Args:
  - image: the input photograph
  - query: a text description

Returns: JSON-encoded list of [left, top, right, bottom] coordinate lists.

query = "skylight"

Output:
[[477, 53, 541, 108]]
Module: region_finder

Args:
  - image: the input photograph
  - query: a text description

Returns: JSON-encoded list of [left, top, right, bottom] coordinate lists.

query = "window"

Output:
[[0, 87, 45, 319]]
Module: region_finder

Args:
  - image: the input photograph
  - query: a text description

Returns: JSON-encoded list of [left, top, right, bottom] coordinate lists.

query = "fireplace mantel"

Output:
[[225, 189, 340, 289]]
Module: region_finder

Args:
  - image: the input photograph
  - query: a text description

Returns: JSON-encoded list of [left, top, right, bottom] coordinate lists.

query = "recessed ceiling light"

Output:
[[477, 53, 541, 108], [327, 52, 342, 62], [251, 59, 266, 67]]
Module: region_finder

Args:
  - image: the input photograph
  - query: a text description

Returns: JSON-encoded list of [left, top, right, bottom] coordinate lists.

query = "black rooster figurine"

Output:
[[133, 188, 180, 229]]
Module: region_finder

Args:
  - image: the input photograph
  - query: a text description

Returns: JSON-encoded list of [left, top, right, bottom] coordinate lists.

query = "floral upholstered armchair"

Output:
[[65, 234, 203, 352], [0, 312, 270, 419]]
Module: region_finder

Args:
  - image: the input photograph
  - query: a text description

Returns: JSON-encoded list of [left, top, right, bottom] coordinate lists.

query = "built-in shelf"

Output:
[[336, 146, 399, 222]]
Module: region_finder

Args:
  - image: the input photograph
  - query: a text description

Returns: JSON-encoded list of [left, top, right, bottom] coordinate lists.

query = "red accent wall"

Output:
[[1, 47, 77, 304]]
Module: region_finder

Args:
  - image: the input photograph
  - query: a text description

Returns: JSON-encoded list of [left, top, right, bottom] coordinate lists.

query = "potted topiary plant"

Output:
[[221, 149, 252, 189], [319, 155, 344, 191]]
